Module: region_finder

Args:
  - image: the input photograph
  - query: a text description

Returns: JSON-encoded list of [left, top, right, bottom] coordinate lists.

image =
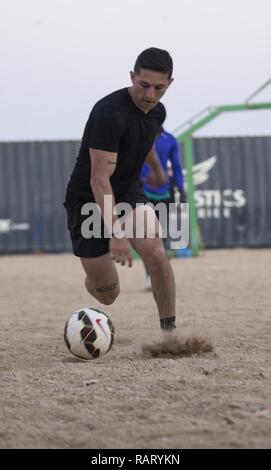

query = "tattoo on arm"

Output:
[[95, 282, 118, 293]]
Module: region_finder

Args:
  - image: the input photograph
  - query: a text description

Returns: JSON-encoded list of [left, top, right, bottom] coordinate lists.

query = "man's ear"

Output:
[[130, 70, 135, 83]]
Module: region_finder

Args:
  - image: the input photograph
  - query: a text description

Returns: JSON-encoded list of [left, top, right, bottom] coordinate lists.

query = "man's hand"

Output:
[[109, 237, 133, 267]]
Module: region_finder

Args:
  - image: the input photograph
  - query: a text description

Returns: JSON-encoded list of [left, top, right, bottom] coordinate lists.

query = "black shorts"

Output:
[[145, 196, 172, 221], [64, 182, 147, 258]]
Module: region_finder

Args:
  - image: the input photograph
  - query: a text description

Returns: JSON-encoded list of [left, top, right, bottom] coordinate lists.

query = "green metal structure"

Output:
[[174, 99, 271, 256]]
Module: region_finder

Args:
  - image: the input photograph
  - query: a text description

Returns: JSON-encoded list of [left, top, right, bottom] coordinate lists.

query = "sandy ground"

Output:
[[0, 249, 270, 449]]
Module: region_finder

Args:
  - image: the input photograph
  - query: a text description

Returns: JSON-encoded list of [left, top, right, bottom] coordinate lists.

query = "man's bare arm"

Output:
[[89, 148, 118, 231], [89, 148, 132, 266], [145, 145, 167, 187]]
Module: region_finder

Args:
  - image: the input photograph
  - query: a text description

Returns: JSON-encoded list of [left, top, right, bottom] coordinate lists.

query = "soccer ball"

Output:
[[64, 307, 115, 360]]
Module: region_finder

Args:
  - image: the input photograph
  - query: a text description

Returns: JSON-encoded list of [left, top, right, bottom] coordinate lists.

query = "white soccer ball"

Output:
[[64, 307, 115, 360]]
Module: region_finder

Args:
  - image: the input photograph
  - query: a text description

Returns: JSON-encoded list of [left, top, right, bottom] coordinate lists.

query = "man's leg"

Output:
[[131, 205, 176, 331], [80, 254, 120, 305], [142, 198, 171, 292], [142, 231, 169, 292]]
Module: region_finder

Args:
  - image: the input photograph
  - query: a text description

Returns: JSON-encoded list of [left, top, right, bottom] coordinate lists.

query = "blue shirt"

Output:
[[140, 130, 185, 199]]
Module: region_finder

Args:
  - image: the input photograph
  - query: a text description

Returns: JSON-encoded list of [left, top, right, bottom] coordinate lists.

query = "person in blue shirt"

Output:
[[140, 126, 186, 290]]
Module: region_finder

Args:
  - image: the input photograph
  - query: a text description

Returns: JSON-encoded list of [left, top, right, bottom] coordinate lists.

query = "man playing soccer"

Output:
[[64, 47, 177, 332]]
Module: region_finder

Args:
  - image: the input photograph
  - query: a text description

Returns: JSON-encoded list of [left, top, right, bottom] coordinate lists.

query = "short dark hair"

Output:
[[134, 47, 173, 79]]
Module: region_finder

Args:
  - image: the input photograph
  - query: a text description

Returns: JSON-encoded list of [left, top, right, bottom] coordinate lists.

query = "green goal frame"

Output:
[[174, 102, 271, 256]]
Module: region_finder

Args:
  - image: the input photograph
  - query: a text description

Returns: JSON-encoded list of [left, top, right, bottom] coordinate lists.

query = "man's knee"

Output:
[[88, 279, 120, 305], [97, 287, 120, 305], [142, 240, 166, 265]]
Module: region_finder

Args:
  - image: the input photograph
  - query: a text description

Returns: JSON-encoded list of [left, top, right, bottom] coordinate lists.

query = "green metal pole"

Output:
[[177, 103, 271, 144], [184, 138, 200, 256], [177, 108, 222, 143]]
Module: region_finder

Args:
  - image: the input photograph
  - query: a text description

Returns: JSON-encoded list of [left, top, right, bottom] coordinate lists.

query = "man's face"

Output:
[[130, 68, 173, 112]]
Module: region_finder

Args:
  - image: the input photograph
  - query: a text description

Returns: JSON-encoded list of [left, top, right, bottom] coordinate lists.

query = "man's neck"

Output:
[[128, 87, 148, 114]]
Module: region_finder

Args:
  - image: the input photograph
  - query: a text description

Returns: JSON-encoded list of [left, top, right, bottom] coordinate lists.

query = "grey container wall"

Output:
[[185, 136, 271, 247], [0, 141, 80, 253], [0, 137, 270, 253]]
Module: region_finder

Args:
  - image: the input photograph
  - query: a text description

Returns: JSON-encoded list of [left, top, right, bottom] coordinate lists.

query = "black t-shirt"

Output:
[[67, 88, 166, 200]]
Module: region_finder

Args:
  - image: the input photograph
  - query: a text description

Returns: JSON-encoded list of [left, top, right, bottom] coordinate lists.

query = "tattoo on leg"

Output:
[[95, 282, 118, 293]]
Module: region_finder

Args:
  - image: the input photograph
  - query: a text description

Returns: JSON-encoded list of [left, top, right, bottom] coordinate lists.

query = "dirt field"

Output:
[[0, 249, 270, 449]]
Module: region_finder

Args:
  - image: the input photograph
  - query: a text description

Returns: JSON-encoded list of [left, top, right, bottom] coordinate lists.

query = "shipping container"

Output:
[[0, 137, 270, 253]]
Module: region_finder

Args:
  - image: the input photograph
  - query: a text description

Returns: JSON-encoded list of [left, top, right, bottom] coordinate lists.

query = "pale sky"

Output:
[[1, 0, 270, 141]]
